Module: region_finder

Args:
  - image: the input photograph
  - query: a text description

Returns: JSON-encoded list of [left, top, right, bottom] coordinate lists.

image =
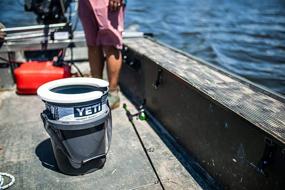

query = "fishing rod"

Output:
[[2, 23, 73, 41], [123, 103, 165, 190], [2, 23, 67, 33]]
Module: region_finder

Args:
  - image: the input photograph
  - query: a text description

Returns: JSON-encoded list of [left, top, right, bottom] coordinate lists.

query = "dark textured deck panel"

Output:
[[124, 37, 285, 144]]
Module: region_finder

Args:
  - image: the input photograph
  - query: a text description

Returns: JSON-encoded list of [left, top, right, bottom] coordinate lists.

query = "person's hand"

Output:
[[109, 0, 123, 12], [0, 23, 6, 43]]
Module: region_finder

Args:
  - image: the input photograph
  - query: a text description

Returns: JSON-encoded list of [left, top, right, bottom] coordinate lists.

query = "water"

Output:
[[0, 0, 284, 95], [125, 0, 285, 95]]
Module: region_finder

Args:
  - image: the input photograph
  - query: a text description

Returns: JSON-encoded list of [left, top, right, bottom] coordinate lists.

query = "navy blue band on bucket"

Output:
[[41, 108, 110, 130]]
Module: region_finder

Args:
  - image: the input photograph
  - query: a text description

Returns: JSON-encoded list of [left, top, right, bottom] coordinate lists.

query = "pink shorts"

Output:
[[78, 0, 124, 49]]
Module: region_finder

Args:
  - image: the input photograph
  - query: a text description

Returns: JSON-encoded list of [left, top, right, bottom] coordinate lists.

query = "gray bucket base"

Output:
[[41, 110, 111, 176], [52, 142, 106, 175]]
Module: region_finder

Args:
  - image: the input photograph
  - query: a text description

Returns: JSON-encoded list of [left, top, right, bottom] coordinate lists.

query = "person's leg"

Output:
[[87, 2, 124, 109], [88, 45, 104, 78], [103, 46, 122, 109], [104, 46, 122, 90], [78, 0, 104, 77]]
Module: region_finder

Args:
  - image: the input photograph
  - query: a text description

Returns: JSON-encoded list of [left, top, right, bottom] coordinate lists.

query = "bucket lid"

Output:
[[37, 78, 109, 104]]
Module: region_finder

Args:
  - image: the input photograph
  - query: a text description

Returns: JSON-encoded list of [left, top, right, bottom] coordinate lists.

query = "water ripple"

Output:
[[125, 0, 285, 95]]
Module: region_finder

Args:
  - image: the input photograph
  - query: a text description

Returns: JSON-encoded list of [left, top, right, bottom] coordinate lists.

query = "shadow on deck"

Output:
[[35, 139, 58, 172]]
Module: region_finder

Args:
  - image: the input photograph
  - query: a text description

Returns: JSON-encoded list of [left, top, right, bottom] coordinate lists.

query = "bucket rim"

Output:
[[37, 78, 109, 104]]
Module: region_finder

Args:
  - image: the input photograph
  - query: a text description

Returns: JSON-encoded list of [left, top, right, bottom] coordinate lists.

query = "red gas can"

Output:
[[14, 61, 71, 94]]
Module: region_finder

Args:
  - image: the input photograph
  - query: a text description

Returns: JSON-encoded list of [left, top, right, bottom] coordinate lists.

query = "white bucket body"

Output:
[[37, 77, 109, 122]]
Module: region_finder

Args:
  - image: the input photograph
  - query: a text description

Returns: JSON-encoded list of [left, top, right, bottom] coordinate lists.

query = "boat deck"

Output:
[[0, 89, 204, 189]]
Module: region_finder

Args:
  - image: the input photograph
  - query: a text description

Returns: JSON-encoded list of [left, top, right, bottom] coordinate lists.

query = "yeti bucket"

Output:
[[37, 78, 112, 175]]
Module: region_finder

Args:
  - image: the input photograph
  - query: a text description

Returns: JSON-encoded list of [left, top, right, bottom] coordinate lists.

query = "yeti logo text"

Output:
[[74, 103, 102, 117]]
